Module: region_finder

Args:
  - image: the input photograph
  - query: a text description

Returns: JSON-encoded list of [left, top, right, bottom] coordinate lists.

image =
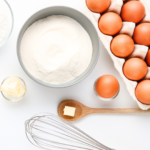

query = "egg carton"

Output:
[[89, 0, 150, 110]]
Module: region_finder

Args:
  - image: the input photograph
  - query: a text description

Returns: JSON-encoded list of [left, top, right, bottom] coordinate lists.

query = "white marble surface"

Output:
[[0, 0, 150, 149]]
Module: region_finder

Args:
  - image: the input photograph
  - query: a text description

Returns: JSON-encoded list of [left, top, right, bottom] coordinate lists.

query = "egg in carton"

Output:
[[86, 0, 150, 110]]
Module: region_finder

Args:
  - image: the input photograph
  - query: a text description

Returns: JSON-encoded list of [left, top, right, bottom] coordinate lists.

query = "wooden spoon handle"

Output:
[[86, 108, 150, 114]]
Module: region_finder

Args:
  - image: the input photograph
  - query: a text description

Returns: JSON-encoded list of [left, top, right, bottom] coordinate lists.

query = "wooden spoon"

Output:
[[58, 99, 150, 122]]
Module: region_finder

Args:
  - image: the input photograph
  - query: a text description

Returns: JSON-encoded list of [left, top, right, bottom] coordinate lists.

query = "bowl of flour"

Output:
[[0, 0, 13, 47], [17, 6, 99, 88]]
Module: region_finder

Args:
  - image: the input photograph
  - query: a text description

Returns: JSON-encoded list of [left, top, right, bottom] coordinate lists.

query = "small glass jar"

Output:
[[1, 77, 26, 102], [93, 77, 120, 101]]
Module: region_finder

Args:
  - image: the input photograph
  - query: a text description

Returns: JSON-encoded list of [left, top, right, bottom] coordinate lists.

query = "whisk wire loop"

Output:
[[25, 113, 114, 150]]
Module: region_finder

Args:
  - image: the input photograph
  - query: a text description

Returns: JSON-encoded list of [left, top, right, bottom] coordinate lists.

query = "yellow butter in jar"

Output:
[[1, 76, 26, 102]]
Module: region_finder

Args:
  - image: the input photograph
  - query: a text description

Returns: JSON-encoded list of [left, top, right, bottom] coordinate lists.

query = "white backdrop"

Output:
[[0, 0, 150, 149]]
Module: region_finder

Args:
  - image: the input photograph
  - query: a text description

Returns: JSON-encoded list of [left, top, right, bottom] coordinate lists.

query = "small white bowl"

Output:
[[0, 0, 13, 47]]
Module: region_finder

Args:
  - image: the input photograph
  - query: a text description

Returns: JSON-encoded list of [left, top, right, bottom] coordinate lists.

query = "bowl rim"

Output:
[[17, 6, 100, 88], [0, 0, 14, 47]]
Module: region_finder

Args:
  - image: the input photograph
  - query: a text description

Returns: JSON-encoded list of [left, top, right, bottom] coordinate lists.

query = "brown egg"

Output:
[[121, 1, 145, 23], [111, 34, 134, 58], [123, 58, 148, 81], [146, 49, 150, 66], [86, 0, 111, 13], [95, 75, 119, 98], [133, 23, 150, 46], [135, 80, 150, 105], [98, 12, 122, 36]]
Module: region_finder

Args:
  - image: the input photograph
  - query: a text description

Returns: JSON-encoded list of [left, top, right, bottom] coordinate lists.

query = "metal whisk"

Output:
[[25, 113, 114, 150]]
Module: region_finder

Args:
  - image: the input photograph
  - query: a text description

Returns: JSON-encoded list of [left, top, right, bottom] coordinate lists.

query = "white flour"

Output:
[[0, 3, 8, 44], [21, 16, 93, 84]]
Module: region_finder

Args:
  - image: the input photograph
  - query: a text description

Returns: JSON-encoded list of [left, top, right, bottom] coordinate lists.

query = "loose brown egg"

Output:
[[86, 0, 111, 13], [111, 34, 134, 58], [121, 1, 145, 23], [95, 75, 120, 98], [133, 23, 150, 46], [98, 12, 122, 36], [123, 58, 148, 81], [146, 49, 150, 66], [135, 80, 150, 105]]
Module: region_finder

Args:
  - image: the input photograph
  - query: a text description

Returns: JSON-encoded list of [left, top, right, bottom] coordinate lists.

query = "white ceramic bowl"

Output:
[[0, 0, 13, 47]]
